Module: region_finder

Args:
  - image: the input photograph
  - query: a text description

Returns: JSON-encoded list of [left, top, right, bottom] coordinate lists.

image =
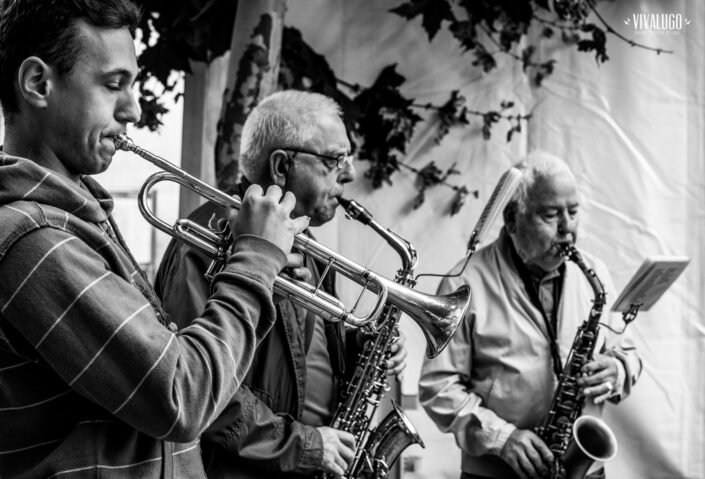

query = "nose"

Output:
[[117, 90, 141, 125], [558, 210, 578, 237], [338, 159, 356, 184]]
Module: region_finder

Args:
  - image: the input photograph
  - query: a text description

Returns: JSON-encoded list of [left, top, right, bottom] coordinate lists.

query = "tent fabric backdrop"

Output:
[[288, 0, 704, 478]]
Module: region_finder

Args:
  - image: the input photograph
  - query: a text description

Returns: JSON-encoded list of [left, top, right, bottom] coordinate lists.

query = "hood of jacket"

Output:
[[0, 153, 112, 222]]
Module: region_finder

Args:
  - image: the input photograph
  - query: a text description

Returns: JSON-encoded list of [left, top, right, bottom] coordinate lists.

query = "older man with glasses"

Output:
[[155, 90, 407, 478]]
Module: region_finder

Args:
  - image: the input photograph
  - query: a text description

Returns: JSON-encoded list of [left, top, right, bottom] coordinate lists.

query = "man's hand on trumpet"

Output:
[[228, 184, 310, 257]]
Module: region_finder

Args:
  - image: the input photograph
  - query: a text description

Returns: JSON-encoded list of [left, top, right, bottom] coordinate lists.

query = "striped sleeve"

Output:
[[0, 228, 285, 441]]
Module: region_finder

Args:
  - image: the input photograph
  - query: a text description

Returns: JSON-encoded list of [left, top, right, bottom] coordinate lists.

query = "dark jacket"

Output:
[[0, 155, 284, 478], [155, 182, 356, 479]]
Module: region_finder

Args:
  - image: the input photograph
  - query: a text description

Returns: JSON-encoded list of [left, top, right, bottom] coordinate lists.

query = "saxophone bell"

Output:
[[559, 416, 618, 479]]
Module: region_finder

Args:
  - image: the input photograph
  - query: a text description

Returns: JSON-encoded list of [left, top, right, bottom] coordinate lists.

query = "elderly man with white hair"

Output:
[[419, 151, 642, 479]]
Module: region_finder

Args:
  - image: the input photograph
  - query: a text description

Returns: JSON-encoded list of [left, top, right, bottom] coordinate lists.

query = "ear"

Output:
[[503, 206, 517, 235], [268, 149, 290, 188], [17, 56, 53, 109]]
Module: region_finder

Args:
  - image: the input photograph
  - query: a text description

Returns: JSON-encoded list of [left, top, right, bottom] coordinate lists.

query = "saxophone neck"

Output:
[[339, 198, 418, 281], [557, 243, 606, 302]]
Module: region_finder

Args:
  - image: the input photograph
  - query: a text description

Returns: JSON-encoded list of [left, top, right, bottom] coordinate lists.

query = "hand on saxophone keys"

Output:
[[577, 354, 622, 404], [386, 333, 408, 380], [354, 330, 409, 380], [316, 426, 356, 477], [499, 429, 554, 479]]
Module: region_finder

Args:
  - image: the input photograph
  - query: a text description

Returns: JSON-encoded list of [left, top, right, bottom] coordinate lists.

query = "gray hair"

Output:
[[239, 90, 343, 183], [503, 150, 576, 222]]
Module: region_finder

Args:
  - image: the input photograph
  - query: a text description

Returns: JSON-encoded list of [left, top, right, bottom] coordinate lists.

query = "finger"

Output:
[[524, 443, 549, 477], [286, 253, 304, 269], [511, 456, 530, 479], [592, 391, 611, 404], [337, 431, 356, 449], [335, 450, 352, 473], [243, 184, 264, 200], [324, 460, 344, 477], [516, 452, 538, 479], [581, 356, 611, 375], [338, 443, 356, 464], [288, 266, 312, 282], [577, 369, 608, 387], [263, 184, 283, 200], [292, 215, 310, 233], [279, 190, 297, 211], [581, 379, 612, 398], [591, 380, 615, 403], [390, 358, 407, 376], [533, 437, 554, 464]]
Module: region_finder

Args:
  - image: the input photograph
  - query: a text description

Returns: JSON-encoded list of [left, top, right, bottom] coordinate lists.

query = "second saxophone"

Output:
[[327, 198, 466, 479]]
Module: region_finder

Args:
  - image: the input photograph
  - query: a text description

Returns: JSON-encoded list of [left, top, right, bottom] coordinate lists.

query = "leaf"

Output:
[[450, 186, 469, 216], [471, 44, 497, 73], [390, 0, 455, 40], [436, 90, 469, 143], [135, 94, 169, 131], [521, 45, 535, 71], [413, 189, 426, 209], [449, 20, 477, 50]]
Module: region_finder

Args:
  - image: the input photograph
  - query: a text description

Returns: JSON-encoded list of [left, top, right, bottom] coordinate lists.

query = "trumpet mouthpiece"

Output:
[[114, 134, 132, 151]]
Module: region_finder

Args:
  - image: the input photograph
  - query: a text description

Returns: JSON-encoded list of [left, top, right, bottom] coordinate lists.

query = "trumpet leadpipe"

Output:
[[115, 135, 470, 334]]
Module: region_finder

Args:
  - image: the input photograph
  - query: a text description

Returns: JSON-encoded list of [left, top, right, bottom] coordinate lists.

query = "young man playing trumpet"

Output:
[[0, 0, 307, 476], [155, 90, 408, 478]]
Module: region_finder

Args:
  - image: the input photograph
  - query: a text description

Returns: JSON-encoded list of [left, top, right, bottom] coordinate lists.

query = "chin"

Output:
[[543, 257, 566, 271], [311, 209, 336, 227], [91, 158, 113, 175]]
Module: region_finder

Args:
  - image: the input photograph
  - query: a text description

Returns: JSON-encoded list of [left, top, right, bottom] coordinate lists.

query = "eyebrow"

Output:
[[101, 68, 137, 85], [324, 148, 352, 157]]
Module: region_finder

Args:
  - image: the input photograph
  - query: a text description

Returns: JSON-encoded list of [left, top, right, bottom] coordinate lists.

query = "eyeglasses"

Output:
[[281, 147, 354, 171]]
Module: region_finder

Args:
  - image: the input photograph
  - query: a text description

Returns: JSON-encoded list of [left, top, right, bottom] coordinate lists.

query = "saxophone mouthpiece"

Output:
[[555, 243, 582, 264], [339, 197, 373, 225]]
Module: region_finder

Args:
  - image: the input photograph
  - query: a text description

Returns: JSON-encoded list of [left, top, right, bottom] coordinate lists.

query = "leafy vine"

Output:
[[132, 0, 669, 214]]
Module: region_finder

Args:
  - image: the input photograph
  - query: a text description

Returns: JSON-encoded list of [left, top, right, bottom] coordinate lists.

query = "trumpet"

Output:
[[115, 135, 471, 333]]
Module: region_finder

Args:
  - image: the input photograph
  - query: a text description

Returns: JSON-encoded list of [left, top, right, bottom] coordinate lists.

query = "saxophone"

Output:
[[328, 198, 465, 479], [536, 244, 618, 479]]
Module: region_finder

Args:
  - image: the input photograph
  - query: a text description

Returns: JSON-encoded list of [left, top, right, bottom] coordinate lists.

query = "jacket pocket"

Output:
[[249, 386, 274, 409]]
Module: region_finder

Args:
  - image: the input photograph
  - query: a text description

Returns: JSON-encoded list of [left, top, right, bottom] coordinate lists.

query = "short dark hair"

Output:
[[0, 0, 141, 116]]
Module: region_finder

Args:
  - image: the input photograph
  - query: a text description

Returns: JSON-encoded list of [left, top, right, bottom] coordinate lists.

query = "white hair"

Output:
[[239, 90, 343, 183], [503, 150, 576, 221]]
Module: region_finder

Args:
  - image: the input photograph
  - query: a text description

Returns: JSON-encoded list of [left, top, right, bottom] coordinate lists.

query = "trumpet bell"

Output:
[[398, 283, 470, 358]]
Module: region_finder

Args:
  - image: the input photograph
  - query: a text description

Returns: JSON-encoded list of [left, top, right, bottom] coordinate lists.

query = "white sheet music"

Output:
[[611, 256, 690, 312]]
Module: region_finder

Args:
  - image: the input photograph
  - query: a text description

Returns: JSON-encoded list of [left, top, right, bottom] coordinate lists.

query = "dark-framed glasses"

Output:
[[282, 147, 354, 171]]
